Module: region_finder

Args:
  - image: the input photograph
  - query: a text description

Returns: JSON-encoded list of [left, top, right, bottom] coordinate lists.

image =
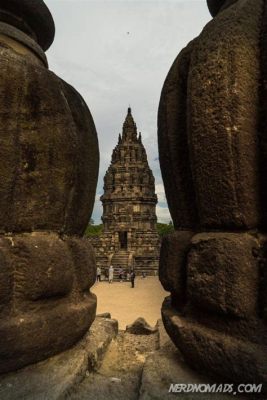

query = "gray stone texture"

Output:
[[0, 233, 97, 374], [0, 317, 118, 400], [187, 233, 259, 318], [158, 0, 267, 389], [0, 0, 99, 373], [158, 40, 198, 230], [126, 318, 158, 335], [187, 0, 261, 230], [162, 298, 267, 387], [0, 48, 98, 235], [159, 231, 193, 302], [139, 341, 242, 400]]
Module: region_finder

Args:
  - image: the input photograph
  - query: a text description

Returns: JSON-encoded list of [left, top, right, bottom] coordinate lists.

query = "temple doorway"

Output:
[[119, 231, 128, 249]]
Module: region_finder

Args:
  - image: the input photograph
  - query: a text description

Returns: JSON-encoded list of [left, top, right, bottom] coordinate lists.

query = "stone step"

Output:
[[0, 316, 118, 400]]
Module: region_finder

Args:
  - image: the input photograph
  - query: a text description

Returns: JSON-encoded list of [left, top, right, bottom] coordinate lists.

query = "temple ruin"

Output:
[[93, 108, 160, 276]]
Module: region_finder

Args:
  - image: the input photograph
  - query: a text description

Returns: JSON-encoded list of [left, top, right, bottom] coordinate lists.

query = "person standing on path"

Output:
[[130, 270, 136, 288], [96, 266, 101, 282], [118, 267, 123, 282], [109, 265, 114, 283]]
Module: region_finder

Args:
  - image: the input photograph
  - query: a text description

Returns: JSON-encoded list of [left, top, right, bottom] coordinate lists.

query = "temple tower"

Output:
[[96, 108, 159, 276]]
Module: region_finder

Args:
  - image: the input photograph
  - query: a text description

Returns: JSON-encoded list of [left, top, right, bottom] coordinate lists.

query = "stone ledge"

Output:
[[161, 297, 267, 391], [139, 342, 248, 400], [0, 316, 118, 400]]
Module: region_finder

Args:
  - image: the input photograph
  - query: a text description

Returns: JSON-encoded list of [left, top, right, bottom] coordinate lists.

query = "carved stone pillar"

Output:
[[0, 0, 99, 373], [158, 0, 267, 386]]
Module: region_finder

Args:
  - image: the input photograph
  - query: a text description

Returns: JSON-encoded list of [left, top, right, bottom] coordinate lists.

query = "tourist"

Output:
[[105, 268, 109, 281], [130, 270, 136, 288], [109, 265, 114, 283], [118, 267, 123, 282], [96, 266, 101, 282], [142, 271, 146, 279]]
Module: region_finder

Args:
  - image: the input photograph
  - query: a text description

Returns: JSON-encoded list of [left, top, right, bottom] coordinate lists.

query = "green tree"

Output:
[[84, 219, 103, 238], [156, 221, 174, 237]]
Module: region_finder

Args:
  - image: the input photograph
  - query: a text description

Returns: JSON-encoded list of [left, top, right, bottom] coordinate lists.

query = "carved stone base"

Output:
[[162, 297, 267, 389], [0, 233, 97, 373]]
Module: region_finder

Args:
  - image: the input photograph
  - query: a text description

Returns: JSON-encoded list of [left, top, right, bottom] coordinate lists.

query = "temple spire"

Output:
[[122, 106, 137, 142]]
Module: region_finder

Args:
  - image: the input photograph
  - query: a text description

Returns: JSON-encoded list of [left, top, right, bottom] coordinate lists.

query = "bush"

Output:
[[157, 221, 174, 237]]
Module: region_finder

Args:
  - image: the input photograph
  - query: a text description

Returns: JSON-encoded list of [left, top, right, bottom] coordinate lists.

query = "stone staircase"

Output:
[[111, 250, 131, 279], [133, 256, 159, 277], [134, 265, 158, 277]]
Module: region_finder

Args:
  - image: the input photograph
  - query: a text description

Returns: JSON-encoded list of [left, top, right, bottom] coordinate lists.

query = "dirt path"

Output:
[[91, 277, 169, 329]]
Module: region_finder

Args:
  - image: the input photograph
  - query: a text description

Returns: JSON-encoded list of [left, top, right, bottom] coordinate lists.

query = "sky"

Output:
[[45, 0, 211, 224]]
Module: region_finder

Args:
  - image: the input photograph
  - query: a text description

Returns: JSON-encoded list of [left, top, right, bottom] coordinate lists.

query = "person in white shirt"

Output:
[[109, 265, 114, 283], [96, 267, 101, 282]]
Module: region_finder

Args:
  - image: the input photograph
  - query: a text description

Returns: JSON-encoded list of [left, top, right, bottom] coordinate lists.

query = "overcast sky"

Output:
[[45, 0, 211, 224]]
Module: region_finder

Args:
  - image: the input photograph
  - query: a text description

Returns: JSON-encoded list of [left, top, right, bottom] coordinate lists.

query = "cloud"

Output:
[[156, 205, 172, 224], [45, 0, 210, 224], [155, 183, 166, 203]]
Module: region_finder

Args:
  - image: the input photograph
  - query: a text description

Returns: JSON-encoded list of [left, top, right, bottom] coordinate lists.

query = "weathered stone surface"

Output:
[[86, 317, 118, 371], [92, 108, 159, 277], [0, 0, 99, 374], [159, 231, 193, 302], [162, 298, 267, 389], [0, 232, 97, 373], [69, 325, 160, 400], [207, 0, 239, 17], [66, 237, 97, 292], [0, 0, 55, 51], [97, 312, 112, 319], [158, 0, 267, 388], [126, 318, 158, 335], [158, 40, 198, 230], [187, 233, 259, 317], [139, 342, 242, 400], [159, 0, 263, 231], [156, 319, 171, 349], [0, 317, 118, 400], [0, 48, 99, 235], [188, 0, 262, 229]]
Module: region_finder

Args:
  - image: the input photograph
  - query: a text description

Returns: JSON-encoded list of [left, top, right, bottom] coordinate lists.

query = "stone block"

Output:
[[66, 237, 96, 292], [159, 231, 194, 302], [187, 233, 259, 317], [6, 234, 74, 303], [126, 318, 158, 335], [158, 40, 198, 230], [0, 316, 119, 400], [0, 294, 96, 374], [162, 297, 267, 387], [0, 48, 99, 235], [187, 0, 262, 229], [139, 341, 240, 400], [0, 233, 97, 374]]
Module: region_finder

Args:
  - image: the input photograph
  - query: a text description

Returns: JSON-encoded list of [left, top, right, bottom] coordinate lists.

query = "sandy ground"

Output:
[[91, 276, 169, 330]]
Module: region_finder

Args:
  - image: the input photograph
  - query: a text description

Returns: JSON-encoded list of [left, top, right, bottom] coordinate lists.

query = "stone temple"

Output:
[[94, 108, 160, 276]]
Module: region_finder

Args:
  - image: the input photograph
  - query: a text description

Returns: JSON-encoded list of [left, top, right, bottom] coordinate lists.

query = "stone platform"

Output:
[[0, 315, 257, 400]]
